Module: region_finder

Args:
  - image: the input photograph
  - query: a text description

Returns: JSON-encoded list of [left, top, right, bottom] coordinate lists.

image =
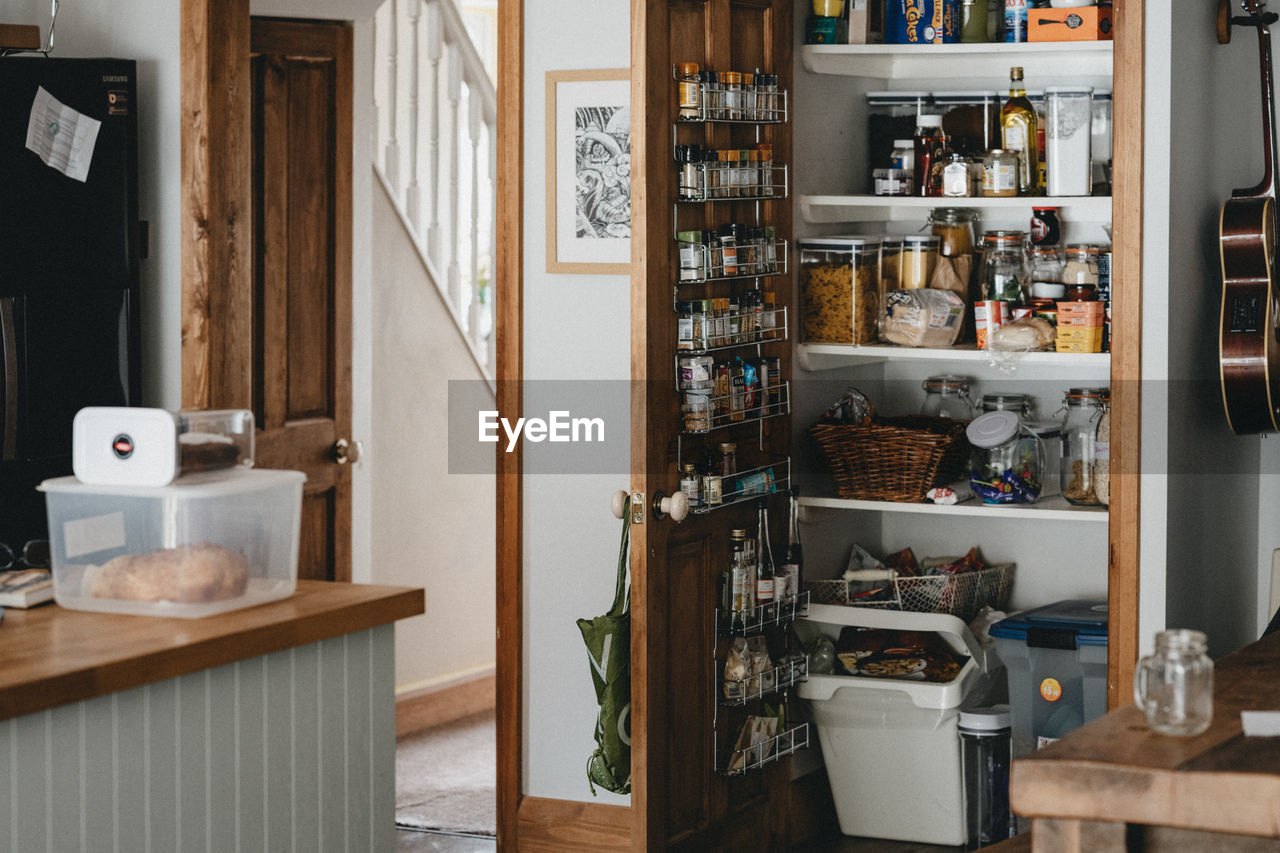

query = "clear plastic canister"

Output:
[[867, 91, 932, 187], [935, 90, 1000, 157], [1091, 90, 1113, 192], [899, 234, 940, 289], [960, 705, 1014, 849], [799, 236, 884, 344], [1045, 86, 1093, 197]]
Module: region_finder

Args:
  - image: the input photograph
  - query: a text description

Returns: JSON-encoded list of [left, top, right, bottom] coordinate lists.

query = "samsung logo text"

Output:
[[479, 411, 605, 452]]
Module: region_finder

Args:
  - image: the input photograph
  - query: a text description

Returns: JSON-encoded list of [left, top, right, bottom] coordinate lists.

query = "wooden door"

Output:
[[631, 0, 795, 849], [249, 18, 354, 582]]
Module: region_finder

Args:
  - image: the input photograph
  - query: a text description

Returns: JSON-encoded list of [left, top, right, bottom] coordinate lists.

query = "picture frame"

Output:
[[545, 69, 631, 274]]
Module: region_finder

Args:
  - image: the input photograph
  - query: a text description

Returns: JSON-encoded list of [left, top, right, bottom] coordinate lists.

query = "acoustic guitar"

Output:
[[1220, 0, 1280, 434]]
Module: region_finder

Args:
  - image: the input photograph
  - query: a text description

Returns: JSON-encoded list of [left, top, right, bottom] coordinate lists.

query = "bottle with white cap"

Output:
[[959, 704, 1014, 848]]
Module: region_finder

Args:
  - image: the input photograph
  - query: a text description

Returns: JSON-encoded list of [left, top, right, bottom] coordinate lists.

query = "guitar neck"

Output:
[[1237, 4, 1280, 200]]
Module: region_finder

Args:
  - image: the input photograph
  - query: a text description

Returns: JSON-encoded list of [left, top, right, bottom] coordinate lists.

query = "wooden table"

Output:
[[0, 580, 424, 853], [1011, 630, 1280, 852]]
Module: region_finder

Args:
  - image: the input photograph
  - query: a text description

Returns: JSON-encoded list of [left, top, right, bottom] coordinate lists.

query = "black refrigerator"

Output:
[[0, 56, 142, 561]]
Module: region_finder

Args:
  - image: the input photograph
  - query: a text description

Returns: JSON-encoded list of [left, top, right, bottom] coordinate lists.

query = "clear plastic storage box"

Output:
[[39, 468, 305, 618], [989, 599, 1108, 751]]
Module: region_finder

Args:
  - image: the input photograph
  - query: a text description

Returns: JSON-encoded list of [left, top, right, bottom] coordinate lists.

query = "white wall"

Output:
[[370, 180, 497, 689], [522, 0, 632, 803], [1153, 4, 1267, 658]]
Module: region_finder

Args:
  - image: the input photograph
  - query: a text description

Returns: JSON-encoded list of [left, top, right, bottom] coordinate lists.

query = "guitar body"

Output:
[[1219, 0, 1280, 433], [1220, 195, 1280, 433]]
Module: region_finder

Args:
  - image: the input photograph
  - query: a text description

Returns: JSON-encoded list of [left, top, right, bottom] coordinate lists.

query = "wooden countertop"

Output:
[[0, 580, 425, 722], [1011, 629, 1280, 839]]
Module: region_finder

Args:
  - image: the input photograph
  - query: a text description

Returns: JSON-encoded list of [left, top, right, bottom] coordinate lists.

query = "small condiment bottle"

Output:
[[942, 154, 974, 197], [1065, 284, 1097, 301], [676, 62, 701, 120], [913, 114, 947, 198], [680, 462, 702, 506], [717, 442, 738, 477]]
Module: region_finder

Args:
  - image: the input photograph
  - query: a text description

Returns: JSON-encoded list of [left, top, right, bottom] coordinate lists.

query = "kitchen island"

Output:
[[0, 580, 424, 852], [1011, 629, 1280, 851]]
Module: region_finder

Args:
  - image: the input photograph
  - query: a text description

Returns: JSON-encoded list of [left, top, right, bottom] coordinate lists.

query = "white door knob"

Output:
[[654, 490, 690, 523], [611, 489, 628, 519]]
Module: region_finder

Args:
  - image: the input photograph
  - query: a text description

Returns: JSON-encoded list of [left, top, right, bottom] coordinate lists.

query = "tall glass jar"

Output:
[[931, 207, 979, 258], [1060, 387, 1109, 506], [1134, 629, 1214, 737], [900, 234, 940, 289], [920, 375, 974, 419], [979, 231, 1031, 304]]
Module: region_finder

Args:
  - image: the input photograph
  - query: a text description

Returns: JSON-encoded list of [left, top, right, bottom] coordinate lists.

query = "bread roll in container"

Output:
[[44, 407, 305, 618]]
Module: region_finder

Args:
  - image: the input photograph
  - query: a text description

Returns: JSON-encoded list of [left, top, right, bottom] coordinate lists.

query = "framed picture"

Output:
[[545, 69, 631, 274]]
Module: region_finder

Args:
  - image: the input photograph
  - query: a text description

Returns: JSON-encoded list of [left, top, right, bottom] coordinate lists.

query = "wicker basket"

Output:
[[810, 415, 971, 502], [807, 563, 1015, 623]]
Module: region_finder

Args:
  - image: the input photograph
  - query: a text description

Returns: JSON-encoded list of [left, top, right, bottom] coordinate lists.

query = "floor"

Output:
[[396, 829, 496, 852], [396, 827, 965, 851]]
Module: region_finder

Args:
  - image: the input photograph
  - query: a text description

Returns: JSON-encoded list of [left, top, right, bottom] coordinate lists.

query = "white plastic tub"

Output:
[[797, 605, 995, 846], [39, 468, 305, 618]]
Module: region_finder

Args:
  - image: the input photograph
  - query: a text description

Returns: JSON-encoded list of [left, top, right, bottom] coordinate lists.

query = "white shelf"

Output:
[[800, 493, 1108, 523], [797, 342, 1110, 374], [798, 194, 1112, 225], [800, 42, 1113, 81]]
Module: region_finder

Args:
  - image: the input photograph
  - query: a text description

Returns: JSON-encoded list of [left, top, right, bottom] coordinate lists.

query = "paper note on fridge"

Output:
[[25, 86, 102, 183]]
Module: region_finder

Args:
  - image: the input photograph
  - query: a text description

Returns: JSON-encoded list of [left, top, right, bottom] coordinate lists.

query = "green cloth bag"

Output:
[[576, 496, 632, 795]]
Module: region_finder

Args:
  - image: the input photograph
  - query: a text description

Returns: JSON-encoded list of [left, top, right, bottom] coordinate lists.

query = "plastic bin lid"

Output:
[[989, 599, 1108, 647], [798, 235, 883, 250]]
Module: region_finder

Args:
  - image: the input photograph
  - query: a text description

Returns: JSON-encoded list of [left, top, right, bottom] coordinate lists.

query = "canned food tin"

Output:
[[975, 300, 1010, 349], [736, 469, 777, 499]]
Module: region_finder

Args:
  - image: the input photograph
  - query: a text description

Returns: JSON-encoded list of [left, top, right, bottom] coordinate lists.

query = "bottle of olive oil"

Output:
[[1001, 66, 1038, 195]]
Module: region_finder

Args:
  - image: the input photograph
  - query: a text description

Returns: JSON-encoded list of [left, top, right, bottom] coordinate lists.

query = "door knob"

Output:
[[652, 490, 689, 523], [611, 489, 628, 519], [332, 438, 362, 465]]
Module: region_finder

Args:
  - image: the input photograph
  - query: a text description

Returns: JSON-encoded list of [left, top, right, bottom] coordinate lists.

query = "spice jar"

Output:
[[1030, 206, 1061, 247], [1060, 387, 1109, 506], [677, 230, 707, 282], [920, 375, 974, 419], [900, 234, 940, 289], [931, 207, 979, 257], [681, 462, 702, 507], [717, 441, 738, 477], [982, 149, 1019, 197], [723, 71, 744, 120], [702, 70, 723, 121], [967, 410, 1045, 505], [676, 62, 702, 120], [979, 231, 1031, 304]]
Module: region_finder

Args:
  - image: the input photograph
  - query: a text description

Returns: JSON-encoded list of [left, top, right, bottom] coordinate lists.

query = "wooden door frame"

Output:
[[495, 0, 523, 848]]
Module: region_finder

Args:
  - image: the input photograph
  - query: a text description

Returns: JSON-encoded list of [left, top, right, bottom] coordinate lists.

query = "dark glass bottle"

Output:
[[777, 486, 803, 603], [755, 499, 776, 619]]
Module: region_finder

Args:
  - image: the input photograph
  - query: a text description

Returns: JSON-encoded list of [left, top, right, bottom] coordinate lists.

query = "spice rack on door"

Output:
[[671, 65, 794, 511], [711, 590, 811, 776]]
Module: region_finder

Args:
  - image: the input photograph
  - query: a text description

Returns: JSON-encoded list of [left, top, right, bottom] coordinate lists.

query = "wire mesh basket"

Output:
[[806, 563, 1014, 623]]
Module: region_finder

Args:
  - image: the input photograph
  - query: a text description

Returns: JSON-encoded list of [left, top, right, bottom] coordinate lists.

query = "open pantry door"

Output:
[[629, 0, 797, 849]]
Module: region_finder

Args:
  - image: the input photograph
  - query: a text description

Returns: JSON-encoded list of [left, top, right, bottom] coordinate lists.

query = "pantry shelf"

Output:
[[799, 493, 1108, 523], [800, 41, 1113, 81], [796, 342, 1110, 374], [797, 194, 1112, 225]]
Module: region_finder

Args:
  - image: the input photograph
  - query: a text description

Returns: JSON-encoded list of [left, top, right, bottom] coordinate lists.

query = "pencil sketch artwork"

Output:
[[573, 105, 631, 240]]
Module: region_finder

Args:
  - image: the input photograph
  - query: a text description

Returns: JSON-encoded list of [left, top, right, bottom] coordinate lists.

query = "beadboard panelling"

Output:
[[1, 624, 394, 853]]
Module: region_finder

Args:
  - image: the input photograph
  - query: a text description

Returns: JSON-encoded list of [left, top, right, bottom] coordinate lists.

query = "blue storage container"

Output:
[[885, 0, 960, 45], [989, 600, 1108, 751]]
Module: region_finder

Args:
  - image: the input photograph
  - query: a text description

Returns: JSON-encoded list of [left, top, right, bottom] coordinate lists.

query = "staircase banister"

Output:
[[430, 0, 497, 126]]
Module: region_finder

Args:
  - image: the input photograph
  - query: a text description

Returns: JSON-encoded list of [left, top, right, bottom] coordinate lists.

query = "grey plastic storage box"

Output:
[[988, 600, 1108, 751]]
